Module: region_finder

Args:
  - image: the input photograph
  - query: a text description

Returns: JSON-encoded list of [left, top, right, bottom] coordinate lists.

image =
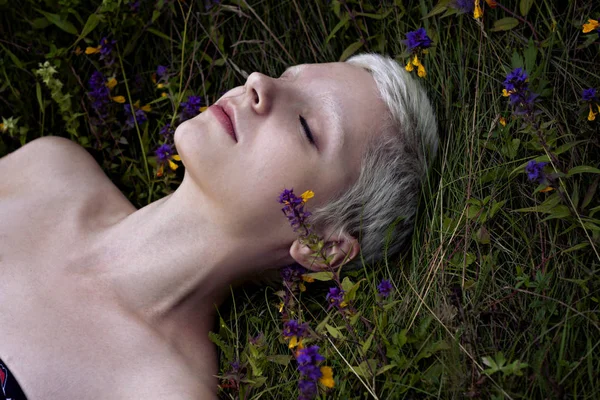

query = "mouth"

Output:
[[210, 104, 237, 142]]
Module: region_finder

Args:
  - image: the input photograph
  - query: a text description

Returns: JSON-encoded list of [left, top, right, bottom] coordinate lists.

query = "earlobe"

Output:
[[289, 235, 360, 272]]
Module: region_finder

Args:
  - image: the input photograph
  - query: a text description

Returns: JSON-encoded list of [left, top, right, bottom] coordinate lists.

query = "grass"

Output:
[[1, 0, 599, 398]]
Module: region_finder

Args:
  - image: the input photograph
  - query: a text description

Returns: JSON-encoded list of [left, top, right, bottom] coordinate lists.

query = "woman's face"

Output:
[[174, 62, 389, 238]]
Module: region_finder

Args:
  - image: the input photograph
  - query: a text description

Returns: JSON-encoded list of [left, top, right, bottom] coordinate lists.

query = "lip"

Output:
[[209, 104, 237, 142]]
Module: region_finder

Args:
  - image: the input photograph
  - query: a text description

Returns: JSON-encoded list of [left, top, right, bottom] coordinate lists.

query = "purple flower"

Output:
[[503, 68, 528, 93], [278, 189, 311, 233], [124, 104, 148, 128], [88, 71, 110, 118], [281, 264, 308, 283], [129, 0, 140, 12], [155, 143, 175, 162], [180, 95, 203, 121], [205, 0, 221, 10], [283, 320, 308, 339], [453, 0, 474, 14], [503, 68, 539, 114], [405, 28, 433, 52], [298, 379, 318, 400], [326, 287, 345, 309], [156, 65, 168, 79], [297, 346, 325, 366], [525, 160, 547, 183], [159, 123, 174, 137], [582, 88, 597, 102], [298, 364, 323, 381], [377, 279, 393, 298]]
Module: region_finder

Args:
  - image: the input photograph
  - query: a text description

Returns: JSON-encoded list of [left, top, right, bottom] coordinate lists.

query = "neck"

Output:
[[80, 176, 293, 334]]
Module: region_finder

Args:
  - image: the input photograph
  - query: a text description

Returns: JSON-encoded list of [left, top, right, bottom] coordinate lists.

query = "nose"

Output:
[[245, 72, 275, 115]]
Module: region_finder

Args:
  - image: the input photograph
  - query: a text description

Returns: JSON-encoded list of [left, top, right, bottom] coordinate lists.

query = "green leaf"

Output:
[[424, 0, 450, 18], [582, 177, 599, 209], [567, 166, 600, 176], [520, 0, 534, 16], [339, 41, 363, 62], [0, 43, 24, 69], [355, 9, 393, 20], [303, 271, 333, 281], [267, 355, 292, 366], [77, 13, 101, 41], [376, 364, 395, 376], [325, 324, 343, 339], [554, 140, 585, 155], [147, 27, 173, 42], [578, 33, 598, 50], [353, 359, 378, 379], [491, 17, 519, 32], [36, 9, 78, 35], [341, 277, 354, 292], [541, 205, 570, 221], [362, 331, 374, 353]]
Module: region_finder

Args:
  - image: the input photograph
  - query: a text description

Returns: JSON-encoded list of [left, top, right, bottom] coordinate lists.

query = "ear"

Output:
[[289, 233, 360, 272]]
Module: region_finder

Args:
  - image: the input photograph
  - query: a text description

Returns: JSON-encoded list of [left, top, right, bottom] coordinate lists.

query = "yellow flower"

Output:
[[0, 123, 4, 132], [106, 77, 117, 90], [157, 155, 181, 177], [156, 83, 165, 89], [582, 19, 599, 33], [112, 96, 126, 103], [141, 104, 152, 112], [301, 190, 314, 202], [412, 54, 421, 67], [85, 46, 101, 55], [474, 0, 483, 19], [405, 60, 414, 72], [278, 302, 284, 313], [540, 186, 554, 193], [588, 105, 597, 121], [302, 275, 315, 283], [502, 89, 514, 97], [161, 92, 168, 98], [200, 106, 208, 112], [319, 366, 335, 388], [417, 64, 426, 78], [499, 117, 507, 126], [299, 282, 306, 292], [74, 46, 82, 55], [288, 336, 303, 349]]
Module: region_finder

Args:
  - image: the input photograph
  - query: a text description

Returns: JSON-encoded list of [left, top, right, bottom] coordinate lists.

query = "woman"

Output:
[[0, 53, 437, 398]]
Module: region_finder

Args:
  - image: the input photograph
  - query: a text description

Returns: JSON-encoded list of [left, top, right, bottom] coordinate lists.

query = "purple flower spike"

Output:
[[377, 279, 393, 298], [278, 189, 312, 233], [180, 95, 203, 121], [298, 379, 318, 400], [156, 65, 168, 78], [405, 28, 433, 52], [326, 287, 345, 309], [124, 104, 148, 129], [155, 143, 175, 162], [453, 0, 474, 14], [525, 160, 547, 183], [283, 320, 308, 338], [503, 68, 528, 92], [582, 88, 597, 102]]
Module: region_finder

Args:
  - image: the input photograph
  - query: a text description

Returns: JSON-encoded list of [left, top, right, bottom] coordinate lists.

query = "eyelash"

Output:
[[299, 116, 315, 146]]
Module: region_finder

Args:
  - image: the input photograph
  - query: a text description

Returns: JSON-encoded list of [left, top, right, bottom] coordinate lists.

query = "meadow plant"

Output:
[[2, 1, 599, 398]]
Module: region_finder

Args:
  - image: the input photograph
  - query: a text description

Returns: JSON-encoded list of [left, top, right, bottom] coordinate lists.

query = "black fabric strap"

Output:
[[0, 358, 28, 400]]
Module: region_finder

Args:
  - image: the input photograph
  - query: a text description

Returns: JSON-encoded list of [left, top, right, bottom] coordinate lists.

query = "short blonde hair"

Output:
[[309, 53, 438, 269]]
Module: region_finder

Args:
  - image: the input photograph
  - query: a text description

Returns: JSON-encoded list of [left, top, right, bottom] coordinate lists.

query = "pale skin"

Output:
[[0, 62, 389, 398]]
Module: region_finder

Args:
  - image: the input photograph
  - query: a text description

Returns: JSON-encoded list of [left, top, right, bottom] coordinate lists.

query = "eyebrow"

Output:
[[315, 92, 343, 150]]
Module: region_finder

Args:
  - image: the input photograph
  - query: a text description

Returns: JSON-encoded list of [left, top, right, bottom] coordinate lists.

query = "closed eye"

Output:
[[299, 116, 315, 146]]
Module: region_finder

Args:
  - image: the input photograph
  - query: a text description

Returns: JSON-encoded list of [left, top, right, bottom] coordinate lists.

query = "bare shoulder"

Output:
[[0, 136, 112, 195]]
